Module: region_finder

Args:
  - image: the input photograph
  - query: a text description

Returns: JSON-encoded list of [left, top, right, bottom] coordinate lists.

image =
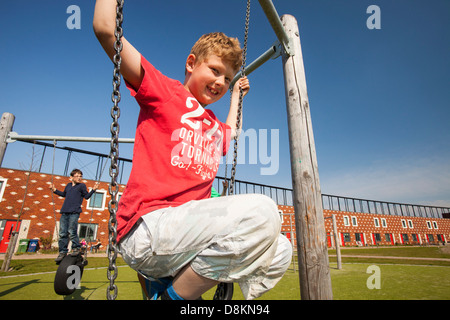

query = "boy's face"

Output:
[[184, 54, 236, 106], [70, 172, 83, 184]]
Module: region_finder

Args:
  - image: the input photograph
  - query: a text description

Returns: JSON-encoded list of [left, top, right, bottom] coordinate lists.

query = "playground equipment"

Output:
[[1, 0, 334, 300]]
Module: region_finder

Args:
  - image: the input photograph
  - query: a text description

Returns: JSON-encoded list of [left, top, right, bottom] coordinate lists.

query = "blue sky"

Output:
[[1, 0, 449, 207]]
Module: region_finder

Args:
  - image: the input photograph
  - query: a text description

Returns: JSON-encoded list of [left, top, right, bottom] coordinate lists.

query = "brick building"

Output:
[[0, 167, 449, 253], [0, 168, 125, 253], [278, 205, 450, 248]]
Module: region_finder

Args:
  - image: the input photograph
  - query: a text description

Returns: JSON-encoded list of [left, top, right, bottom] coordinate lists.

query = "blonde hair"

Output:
[[190, 32, 243, 74]]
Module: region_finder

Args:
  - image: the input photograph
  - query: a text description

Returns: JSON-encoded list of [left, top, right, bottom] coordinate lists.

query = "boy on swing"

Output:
[[93, 0, 291, 300]]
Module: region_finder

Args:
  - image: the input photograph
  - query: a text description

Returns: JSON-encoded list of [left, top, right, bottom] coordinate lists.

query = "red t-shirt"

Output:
[[116, 55, 231, 242]]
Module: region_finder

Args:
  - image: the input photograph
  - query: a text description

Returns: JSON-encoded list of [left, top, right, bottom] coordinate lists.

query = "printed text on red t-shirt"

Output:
[[170, 97, 225, 180]]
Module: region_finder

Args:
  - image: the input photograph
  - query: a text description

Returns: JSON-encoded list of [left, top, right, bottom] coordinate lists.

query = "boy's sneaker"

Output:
[[143, 275, 173, 300], [70, 247, 81, 256], [55, 253, 66, 264]]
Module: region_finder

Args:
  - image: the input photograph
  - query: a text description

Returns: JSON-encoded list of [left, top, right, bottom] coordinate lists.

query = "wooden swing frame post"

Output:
[[332, 214, 342, 270], [0, 112, 15, 167], [258, 0, 333, 299], [281, 14, 333, 300]]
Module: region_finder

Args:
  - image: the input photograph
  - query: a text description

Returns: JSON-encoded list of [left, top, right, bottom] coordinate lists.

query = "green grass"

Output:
[[1, 247, 449, 300], [329, 263, 450, 300], [330, 246, 450, 259], [328, 246, 450, 267], [0, 264, 142, 300], [0, 257, 128, 277]]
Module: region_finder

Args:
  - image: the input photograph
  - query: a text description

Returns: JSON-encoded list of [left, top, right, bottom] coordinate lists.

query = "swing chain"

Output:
[[107, 0, 124, 301], [50, 140, 60, 241], [229, 0, 250, 195]]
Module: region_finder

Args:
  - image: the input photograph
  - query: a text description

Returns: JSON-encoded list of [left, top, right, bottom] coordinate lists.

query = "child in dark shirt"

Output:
[[50, 169, 99, 263]]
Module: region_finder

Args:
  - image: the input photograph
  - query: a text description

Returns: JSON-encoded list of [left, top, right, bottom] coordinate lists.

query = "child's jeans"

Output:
[[58, 212, 81, 253], [119, 194, 292, 300]]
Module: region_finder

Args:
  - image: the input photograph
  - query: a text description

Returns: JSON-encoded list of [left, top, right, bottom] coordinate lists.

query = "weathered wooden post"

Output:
[[332, 214, 342, 270], [0, 112, 15, 166], [281, 14, 333, 300], [0, 232, 19, 272], [0, 113, 21, 271]]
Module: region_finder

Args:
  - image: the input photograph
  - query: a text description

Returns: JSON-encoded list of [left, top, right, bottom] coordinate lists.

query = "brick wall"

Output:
[[278, 205, 450, 248]]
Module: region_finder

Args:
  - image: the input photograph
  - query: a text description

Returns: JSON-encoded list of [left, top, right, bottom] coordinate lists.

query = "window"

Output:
[[374, 233, 381, 243], [351, 216, 358, 226], [385, 233, 391, 242], [355, 233, 361, 242], [87, 190, 106, 210], [343, 216, 350, 226], [411, 234, 418, 242], [426, 221, 432, 229], [407, 220, 414, 228], [427, 234, 435, 243], [401, 219, 407, 228], [78, 223, 98, 242], [374, 218, 380, 227], [381, 218, 387, 227], [0, 178, 7, 201], [343, 233, 351, 243], [432, 221, 438, 229], [401, 234, 409, 242]]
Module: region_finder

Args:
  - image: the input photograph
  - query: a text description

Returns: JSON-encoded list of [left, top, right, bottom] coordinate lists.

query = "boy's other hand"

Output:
[[235, 76, 250, 97]]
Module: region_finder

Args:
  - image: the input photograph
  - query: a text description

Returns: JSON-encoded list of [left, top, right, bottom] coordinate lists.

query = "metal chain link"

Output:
[[229, 0, 251, 195], [50, 140, 60, 241], [107, 0, 124, 301], [106, 0, 248, 298]]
